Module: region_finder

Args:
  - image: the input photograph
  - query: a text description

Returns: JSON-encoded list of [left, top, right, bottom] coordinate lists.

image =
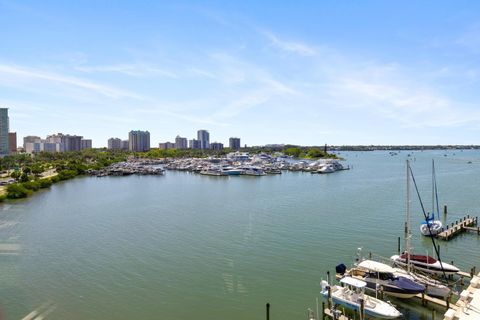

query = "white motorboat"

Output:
[[317, 164, 335, 174], [200, 167, 228, 176], [320, 277, 401, 319], [240, 166, 265, 176]]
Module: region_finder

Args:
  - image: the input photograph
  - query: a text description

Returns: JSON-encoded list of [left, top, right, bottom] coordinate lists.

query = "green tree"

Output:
[[19, 172, 30, 183], [6, 184, 32, 199]]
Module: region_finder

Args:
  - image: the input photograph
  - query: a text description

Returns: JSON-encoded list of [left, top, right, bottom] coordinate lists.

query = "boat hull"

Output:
[[420, 220, 443, 236], [390, 255, 459, 275], [320, 290, 401, 319]]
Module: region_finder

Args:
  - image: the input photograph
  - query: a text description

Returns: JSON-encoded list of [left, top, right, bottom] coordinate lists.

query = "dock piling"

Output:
[[397, 237, 400, 254], [359, 298, 364, 320], [266, 303, 270, 320]]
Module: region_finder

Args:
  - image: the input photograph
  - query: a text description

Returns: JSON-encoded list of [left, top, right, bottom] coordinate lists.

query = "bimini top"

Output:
[[358, 260, 395, 273], [340, 276, 367, 288]]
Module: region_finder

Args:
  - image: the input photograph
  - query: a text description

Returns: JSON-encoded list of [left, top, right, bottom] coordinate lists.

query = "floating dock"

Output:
[[443, 272, 480, 320], [436, 216, 478, 241]]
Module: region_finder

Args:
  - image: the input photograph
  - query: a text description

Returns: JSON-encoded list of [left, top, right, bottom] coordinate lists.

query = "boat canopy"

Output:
[[340, 276, 367, 288], [358, 260, 395, 273], [400, 253, 437, 264]]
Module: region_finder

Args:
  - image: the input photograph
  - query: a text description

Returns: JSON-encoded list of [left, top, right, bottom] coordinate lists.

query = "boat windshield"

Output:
[[367, 272, 395, 281]]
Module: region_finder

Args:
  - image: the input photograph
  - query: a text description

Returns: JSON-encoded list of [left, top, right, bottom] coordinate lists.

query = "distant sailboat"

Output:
[[420, 160, 443, 236]]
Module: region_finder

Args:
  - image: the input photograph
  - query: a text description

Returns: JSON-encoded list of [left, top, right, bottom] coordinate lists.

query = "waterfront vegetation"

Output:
[[0, 146, 337, 201], [0, 149, 129, 200]]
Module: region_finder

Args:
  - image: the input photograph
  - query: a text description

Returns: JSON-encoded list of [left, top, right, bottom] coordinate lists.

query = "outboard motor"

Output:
[[336, 263, 347, 275], [320, 280, 330, 293]]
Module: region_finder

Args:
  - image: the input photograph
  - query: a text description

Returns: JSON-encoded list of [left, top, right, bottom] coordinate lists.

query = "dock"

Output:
[[443, 272, 480, 320], [322, 307, 350, 320], [436, 216, 478, 241]]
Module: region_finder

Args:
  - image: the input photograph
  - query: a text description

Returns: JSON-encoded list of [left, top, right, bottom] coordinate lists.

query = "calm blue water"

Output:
[[0, 150, 479, 320]]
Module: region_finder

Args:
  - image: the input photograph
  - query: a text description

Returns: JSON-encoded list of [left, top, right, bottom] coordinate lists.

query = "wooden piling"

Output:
[[327, 287, 331, 309], [359, 298, 364, 320], [444, 205, 447, 215], [266, 303, 270, 320], [397, 237, 401, 254]]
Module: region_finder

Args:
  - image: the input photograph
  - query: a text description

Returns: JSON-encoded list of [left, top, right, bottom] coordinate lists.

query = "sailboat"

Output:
[[420, 160, 443, 236], [391, 160, 459, 276]]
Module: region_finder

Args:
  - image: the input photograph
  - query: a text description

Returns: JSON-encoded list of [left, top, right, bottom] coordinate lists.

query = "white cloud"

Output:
[[0, 64, 143, 99], [75, 64, 179, 78], [262, 30, 316, 56]]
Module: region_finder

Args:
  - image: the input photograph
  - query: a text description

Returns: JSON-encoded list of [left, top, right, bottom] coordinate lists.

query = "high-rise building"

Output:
[[0, 108, 9, 156], [23, 136, 42, 145], [121, 140, 129, 150], [197, 130, 210, 150], [46, 133, 83, 152], [81, 139, 92, 149], [210, 142, 223, 150], [64, 135, 82, 151], [175, 135, 188, 149], [188, 139, 201, 149], [159, 142, 175, 150], [24, 135, 62, 154], [108, 138, 122, 150], [229, 137, 241, 150], [128, 130, 150, 152], [9, 132, 17, 154]]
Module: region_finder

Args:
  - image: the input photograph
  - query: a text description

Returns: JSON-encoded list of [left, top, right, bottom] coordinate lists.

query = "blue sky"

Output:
[[1, 1, 480, 147]]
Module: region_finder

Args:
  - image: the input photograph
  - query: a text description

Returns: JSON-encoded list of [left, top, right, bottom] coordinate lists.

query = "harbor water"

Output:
[[0, 150, 479, 319]]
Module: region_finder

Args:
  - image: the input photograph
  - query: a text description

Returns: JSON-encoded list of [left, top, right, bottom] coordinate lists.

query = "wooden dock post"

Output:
[[444, 205, 447, 216], [322, 302, 325, 320], [397, 237, 401, 254], [432, 309, 436, 320], [327, 287, 332, 309], [359, 298, 365, 320], [266, 303, 270, 320]]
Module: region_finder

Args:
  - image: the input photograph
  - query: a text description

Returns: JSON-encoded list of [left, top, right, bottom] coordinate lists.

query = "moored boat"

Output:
[[320, 277, 402, 319], [347, 260, 425, 298], [390, 253, 459, 275]]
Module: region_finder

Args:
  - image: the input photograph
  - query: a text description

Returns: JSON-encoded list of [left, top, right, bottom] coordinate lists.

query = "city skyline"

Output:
[[2, 2, 480, 146]]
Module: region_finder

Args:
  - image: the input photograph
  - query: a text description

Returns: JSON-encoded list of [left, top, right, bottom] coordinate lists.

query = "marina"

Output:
[[1, 150, 479, 320]]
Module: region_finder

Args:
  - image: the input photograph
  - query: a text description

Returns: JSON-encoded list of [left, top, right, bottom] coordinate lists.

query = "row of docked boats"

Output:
[[164, 152, 348, 175], [89, 160, 165, 177], [319, 160, 463, 319]]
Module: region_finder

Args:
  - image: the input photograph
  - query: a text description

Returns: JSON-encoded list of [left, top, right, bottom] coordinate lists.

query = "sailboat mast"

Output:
[[405, 160, 411, 273], [432, 159, 435, 217]]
